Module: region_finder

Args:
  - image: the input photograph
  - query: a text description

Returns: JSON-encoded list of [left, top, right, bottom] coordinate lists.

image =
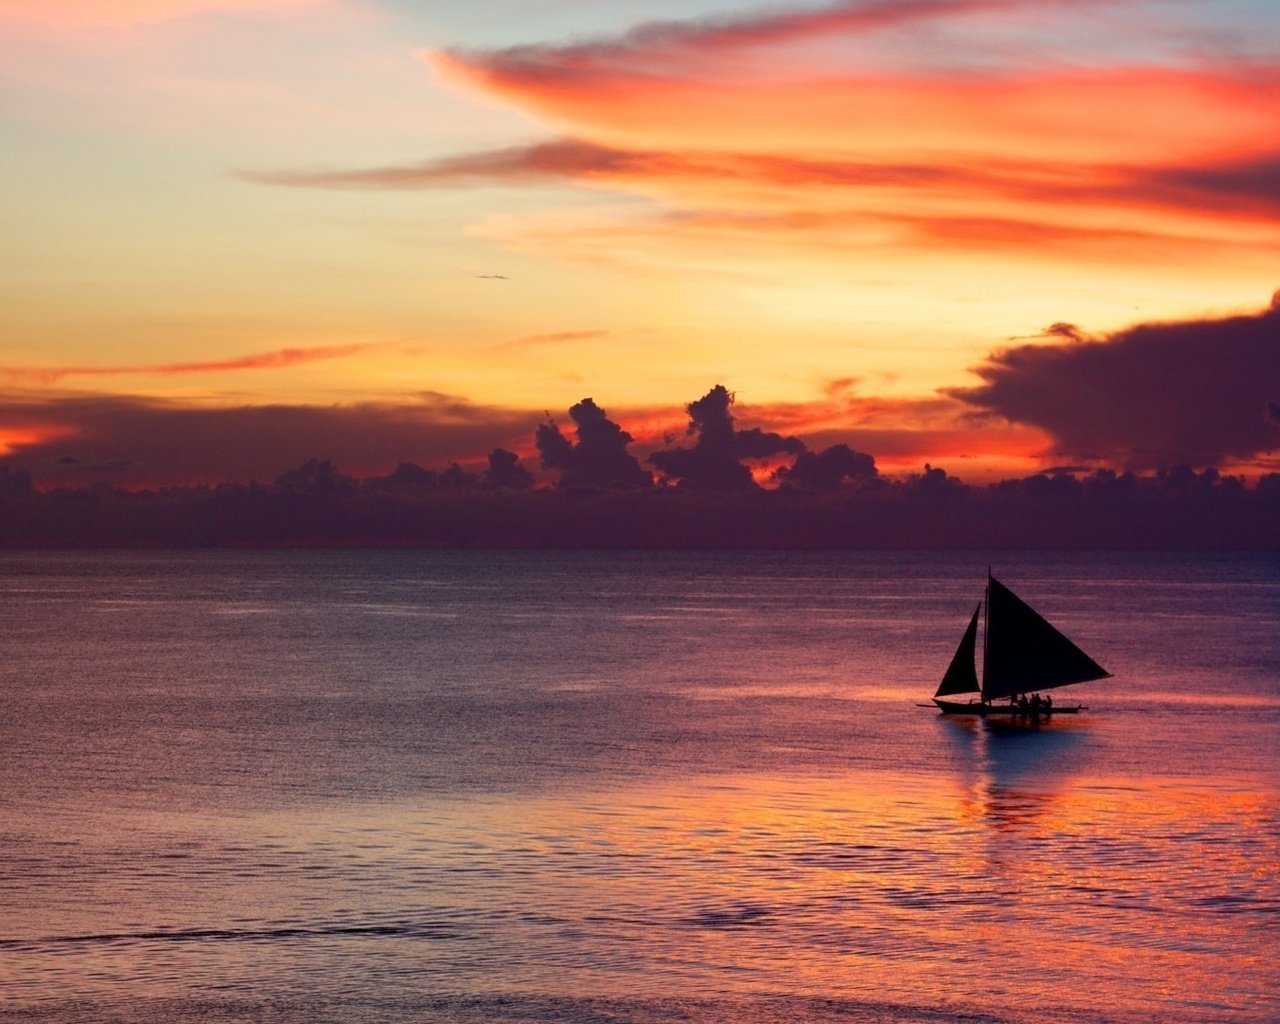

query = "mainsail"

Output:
[[981, 576, 1111, 701], [934, 603, 981, 698]]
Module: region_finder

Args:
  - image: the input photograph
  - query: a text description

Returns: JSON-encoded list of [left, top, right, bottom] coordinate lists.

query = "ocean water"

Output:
[[0, 549, 1276, 1024]]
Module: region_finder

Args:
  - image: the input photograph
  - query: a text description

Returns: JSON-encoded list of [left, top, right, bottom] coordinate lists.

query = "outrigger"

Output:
[[923, 572, 1110, 716]]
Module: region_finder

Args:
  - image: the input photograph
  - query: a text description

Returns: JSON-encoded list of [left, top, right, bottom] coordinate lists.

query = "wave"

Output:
[[0, 920, 462, 951]]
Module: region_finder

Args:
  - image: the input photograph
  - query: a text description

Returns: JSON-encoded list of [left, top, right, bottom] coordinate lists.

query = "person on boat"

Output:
[[1017, 694, 1028, 715], [1044, 694, 1053, 714], [1030, 693, 1042, 714]]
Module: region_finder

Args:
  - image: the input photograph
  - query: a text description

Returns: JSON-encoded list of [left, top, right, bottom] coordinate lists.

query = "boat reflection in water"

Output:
[[939, 711, 1088, 830], [920, 710, 1269, 1019]]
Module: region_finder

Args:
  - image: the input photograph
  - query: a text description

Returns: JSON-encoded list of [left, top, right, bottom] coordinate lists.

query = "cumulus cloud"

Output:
[[273, 457, 356, 495], [735, 427, 807, 460], [951, 295, 1280, 469], [364, 462, 439, 492], [650, 384, 805, 490], [484, 448, 534, 489], [778, 443, 878, 490], [535, 397, 651, 488]]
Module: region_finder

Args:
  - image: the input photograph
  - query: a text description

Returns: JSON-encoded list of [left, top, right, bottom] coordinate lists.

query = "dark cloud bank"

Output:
[[3, 296, 1278, 548], [954, 293, 1280, 469], [0, 391, 536, 487], [2, 378, 1277, 549]]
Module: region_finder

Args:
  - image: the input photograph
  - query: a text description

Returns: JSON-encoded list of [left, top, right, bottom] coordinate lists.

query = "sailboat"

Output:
[[930, 572, 1110, 715]]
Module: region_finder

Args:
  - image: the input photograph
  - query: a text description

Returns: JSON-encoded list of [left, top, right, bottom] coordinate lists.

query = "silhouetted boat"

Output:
[[926, 572, 1110, 716]]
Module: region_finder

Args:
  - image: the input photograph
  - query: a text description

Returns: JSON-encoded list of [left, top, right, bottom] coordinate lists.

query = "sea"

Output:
[[0, 549, 1276, 1024]]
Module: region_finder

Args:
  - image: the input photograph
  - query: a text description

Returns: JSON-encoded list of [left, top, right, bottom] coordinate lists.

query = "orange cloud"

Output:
[[388, 3, 1280, 286], [0, 423, 74, 456], [731, 392, 1051, 479], [256, 136, 1280, 287], [0, 342, 387, 386], [431, 52, 1280, 167], [465, 202, 1278, 291]]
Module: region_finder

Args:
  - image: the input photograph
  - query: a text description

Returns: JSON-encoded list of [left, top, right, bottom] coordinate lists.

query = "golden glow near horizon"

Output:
[[3, 0, 1279, 483]]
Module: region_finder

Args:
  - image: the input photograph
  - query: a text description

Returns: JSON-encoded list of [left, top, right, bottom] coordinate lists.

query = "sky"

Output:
[[2, 0, 1278, 487]]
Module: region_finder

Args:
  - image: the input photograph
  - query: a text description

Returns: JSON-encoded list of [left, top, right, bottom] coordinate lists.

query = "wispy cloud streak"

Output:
[[250, 138, 1280, 235], [490, 329, 610, 353], [432, 0, 1063, 82], [375, 0, 1280, 279], [1, 343, 385, 386]]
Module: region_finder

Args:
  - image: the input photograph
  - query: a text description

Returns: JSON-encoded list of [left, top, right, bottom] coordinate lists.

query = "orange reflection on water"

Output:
[[377, 738, 1277, 1019], [8, 733, 1275, 1021]]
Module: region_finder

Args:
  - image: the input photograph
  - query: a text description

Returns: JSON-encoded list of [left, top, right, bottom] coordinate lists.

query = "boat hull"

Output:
[[930, 698, 1083, 716]]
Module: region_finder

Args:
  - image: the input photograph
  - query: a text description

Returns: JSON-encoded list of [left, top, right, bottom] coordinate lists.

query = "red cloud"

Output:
[[426, 0, 1280, 167], [431, 53, 1280, 164], [1, 343, 385, 386]]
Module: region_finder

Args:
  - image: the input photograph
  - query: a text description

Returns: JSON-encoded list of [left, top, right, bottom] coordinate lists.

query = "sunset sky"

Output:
[[3, 0, 1279, 486]]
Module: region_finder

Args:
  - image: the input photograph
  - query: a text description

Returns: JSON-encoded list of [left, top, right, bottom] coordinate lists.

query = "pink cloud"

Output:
[[394, 1, 1280, 272], [0, 0, 315, 26]]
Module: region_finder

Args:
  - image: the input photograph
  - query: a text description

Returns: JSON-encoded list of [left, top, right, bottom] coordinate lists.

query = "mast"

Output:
[[981, 567, 991, 702]]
